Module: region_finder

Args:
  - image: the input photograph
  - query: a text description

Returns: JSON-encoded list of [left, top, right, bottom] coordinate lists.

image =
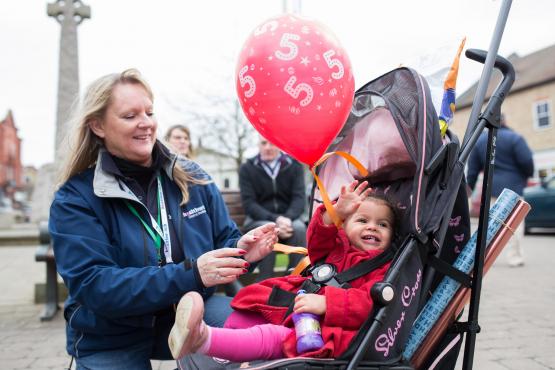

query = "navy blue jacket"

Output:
[[49, 145, 241, 357], [467, 126, 534, 197]]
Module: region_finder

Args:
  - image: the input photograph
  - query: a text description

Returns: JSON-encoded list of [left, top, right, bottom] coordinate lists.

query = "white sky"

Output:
[[1, 0, 554, 168]]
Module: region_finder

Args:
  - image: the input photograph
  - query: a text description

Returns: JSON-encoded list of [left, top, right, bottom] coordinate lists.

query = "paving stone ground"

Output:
[[1, 232, 554, 369]]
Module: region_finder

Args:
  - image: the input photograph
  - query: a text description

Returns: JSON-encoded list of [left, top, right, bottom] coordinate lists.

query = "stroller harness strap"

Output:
[[426, 253, 472, 288], [269, 249, 395, 320], [334, 248, 394, 285]]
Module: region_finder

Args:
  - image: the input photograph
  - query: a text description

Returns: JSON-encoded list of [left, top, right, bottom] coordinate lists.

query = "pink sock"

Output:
[[224, 310, 268, 329], [206, 324, 293, 362], [197, 325, 212, 354]]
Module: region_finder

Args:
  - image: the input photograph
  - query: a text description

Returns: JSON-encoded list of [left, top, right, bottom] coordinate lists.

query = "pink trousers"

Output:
[[200, 310, 293, 362]]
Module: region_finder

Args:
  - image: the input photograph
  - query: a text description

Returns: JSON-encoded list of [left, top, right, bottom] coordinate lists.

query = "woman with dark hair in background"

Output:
[[165, 124, 194, 158]]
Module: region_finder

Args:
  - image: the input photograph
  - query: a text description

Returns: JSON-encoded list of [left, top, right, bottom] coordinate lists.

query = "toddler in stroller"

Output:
[[175, 65, 471, 370], [169, 180, 402, 361]]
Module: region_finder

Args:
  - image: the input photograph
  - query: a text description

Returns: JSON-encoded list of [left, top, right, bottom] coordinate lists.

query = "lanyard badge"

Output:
[[123, 176, 173, 264]]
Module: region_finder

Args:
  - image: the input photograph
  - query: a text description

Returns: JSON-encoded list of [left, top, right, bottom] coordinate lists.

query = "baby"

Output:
[[169, 180, 399, 361]]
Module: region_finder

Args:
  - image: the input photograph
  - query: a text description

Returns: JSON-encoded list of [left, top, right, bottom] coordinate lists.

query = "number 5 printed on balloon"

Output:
[[284, 76, 313, 107], [275, 33, 300, 61], [238, 65, 256, 98], [323, 50, 344, 79]]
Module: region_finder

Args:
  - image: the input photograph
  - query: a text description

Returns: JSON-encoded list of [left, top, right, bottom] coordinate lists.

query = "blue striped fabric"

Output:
[[403, 188, 520, 359]]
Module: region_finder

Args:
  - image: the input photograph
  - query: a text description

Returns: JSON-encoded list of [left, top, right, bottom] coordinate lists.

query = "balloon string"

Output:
[[310, 151, 369, 228]]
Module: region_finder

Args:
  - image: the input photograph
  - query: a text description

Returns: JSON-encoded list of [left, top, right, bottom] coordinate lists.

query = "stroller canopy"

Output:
[[314, 67, 446, 240]]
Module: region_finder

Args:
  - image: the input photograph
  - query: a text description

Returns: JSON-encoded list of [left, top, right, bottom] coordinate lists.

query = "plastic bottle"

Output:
[[292, 289, 325, 354]]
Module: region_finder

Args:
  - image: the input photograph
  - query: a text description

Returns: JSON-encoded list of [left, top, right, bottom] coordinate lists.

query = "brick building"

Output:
[[452, 44, 555, 180], [0, 110, 23, 201]]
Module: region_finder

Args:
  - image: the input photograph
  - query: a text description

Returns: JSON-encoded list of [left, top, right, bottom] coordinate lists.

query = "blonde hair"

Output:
[[164, 124, 195, 158], [59, 68, 202, 204]]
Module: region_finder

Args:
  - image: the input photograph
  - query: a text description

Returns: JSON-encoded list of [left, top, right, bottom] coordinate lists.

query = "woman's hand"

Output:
[[237, 223, 279, 263], [196, 248, 249, 287], [293, 293, 326, 316]]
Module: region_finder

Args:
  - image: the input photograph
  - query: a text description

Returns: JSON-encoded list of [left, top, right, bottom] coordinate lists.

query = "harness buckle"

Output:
[[311, 263, 336, 284], [310, 263, 351, 289]]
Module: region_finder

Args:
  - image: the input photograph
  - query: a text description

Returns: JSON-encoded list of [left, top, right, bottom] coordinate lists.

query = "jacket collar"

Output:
[[93, 140, 178, 200], [251, 153, 293, 169]]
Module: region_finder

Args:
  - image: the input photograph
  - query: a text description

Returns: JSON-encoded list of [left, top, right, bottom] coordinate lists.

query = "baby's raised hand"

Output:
[[335, 180, 372, 221]]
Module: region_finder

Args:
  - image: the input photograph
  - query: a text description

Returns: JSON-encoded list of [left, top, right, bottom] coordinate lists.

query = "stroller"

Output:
[[178, 48, 518, 369], [179, 3, 521, 367]]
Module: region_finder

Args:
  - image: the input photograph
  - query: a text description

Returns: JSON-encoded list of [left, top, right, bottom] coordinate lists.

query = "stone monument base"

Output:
[[30, 163, 57, 223]]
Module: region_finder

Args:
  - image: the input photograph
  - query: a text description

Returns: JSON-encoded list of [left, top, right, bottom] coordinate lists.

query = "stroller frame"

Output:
[[458, 51, 515, 370]]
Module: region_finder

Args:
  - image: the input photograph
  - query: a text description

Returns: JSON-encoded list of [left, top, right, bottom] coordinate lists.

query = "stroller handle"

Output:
[[465, 49, 515, 100], [459, 49, 515, 164], [465, 49, 514, 79]]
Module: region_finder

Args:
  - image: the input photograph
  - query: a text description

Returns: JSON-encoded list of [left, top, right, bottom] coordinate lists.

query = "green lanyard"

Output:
[[124, 188, 162, 260]]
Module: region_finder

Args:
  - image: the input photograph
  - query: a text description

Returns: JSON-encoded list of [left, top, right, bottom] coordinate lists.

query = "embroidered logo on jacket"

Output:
[[182, 205, 207, 219]]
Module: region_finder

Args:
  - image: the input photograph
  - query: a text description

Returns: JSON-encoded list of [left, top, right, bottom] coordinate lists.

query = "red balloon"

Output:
[[236, 14, 355, 166]]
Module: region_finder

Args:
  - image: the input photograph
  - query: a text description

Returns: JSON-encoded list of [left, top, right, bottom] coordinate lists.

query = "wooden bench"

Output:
[[219, 190, 247, 295], [220, 189, 246, 230]]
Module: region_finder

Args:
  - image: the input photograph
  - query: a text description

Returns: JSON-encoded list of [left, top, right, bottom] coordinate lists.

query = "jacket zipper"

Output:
[[272, 178, 278, 213], [68, 305, 83, 357]]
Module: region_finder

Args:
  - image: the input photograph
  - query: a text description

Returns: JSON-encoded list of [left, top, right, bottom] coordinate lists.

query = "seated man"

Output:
[[239, 137, 307, 281]]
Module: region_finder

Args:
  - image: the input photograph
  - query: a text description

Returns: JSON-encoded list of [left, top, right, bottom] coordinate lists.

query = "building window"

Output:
[[224, 178, 230, 189], [533, 100, 552, 129]]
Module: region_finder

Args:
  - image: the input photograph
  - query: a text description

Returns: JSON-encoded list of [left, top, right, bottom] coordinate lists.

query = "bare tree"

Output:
[[165, 89, 257, 172]]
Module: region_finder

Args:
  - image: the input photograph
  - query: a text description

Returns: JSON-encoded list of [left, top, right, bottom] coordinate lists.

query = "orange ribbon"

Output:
[[310, 151, 369, 228]]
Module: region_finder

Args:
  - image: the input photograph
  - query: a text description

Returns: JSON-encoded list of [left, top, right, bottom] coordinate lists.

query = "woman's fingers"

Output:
[[211, 255, 249, 269], [204, 271, 239, 286], [210, 247, 247, 258], [217, 267, 248, 278], [197, 251, 249, 287], [236, 222, 280, 263], [240, 223, 278, 248], [197, 249, 249, 272], [252, 222, 277, 236]]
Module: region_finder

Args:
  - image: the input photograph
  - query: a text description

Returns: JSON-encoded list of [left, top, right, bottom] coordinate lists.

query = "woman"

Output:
[[165, 124, 193, 158], [49, 68, 277, 369]]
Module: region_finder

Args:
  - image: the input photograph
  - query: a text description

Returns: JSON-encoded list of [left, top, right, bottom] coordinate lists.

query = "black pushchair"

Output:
[[178, 49, 518, 369], [179, 4, 520, 369]]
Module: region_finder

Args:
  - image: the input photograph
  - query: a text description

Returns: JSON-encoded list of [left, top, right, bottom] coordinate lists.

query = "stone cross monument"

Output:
[[31, 1, 90, 222], [47, 0, 91, 162]]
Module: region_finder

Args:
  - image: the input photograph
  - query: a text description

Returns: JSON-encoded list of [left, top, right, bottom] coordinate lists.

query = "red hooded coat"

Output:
[[231, 205, 391, 358]]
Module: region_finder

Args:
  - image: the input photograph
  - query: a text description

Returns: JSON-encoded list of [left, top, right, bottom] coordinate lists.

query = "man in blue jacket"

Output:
[[467, 114, 534, 267]]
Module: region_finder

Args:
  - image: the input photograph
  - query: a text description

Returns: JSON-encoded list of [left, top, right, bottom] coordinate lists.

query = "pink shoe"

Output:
[[168, 292, 208, 359]]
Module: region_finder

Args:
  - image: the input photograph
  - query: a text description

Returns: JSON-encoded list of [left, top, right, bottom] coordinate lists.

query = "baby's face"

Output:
[[343, 200, 394, 252]]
